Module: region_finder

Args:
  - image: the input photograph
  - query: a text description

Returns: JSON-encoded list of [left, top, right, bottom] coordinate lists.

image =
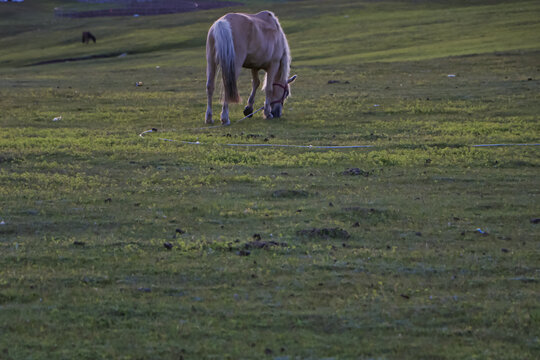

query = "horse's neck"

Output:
[[276, 57, 289, 85]]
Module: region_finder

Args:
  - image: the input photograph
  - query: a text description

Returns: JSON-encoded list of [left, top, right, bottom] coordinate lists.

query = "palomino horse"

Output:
[[205, 11, 297, 125]]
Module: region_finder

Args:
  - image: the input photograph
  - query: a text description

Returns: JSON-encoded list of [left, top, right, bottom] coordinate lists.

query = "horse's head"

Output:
[[270, 75, 297, 118]]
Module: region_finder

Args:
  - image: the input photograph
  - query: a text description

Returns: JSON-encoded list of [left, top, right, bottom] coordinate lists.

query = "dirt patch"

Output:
[[297, 228, 350, 239], [244, 241, 288, 250], [342, 168, 373, 176], [342, 207, 383, 214], [342, 207, 392, 224], [55, 0, 242, 18], [272, 189, 309, 198]]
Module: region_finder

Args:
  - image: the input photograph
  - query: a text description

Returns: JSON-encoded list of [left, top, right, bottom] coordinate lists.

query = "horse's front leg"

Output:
[[244, 69, 260, 117], [263, 64, 278, 119]]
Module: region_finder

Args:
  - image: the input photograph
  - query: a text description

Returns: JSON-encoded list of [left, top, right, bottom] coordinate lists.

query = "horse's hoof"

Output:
[[221, 118, 230, 126], [243, 106, 254, 118]]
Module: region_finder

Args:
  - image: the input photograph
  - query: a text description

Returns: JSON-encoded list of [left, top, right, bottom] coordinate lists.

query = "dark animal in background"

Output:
[[82, 31, 96, 44]]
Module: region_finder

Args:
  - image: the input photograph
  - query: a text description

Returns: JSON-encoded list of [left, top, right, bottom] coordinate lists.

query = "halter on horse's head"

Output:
[[270, 75, 297, 118]]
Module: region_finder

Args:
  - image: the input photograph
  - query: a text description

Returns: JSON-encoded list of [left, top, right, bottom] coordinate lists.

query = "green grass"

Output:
[[1, 0, 539, 359]]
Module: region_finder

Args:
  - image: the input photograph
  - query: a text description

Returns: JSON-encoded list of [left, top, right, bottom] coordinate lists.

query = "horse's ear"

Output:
[[287, 75, 297, 84]]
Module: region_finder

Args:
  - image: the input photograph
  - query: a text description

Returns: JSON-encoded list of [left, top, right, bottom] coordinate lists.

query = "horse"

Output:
[[82, 31, 96, 44], [205, 11, 297, 125]]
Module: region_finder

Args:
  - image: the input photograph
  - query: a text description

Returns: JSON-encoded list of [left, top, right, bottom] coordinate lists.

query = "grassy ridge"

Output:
[[2, 1, 540, 66], [0, 0, 539, 359]]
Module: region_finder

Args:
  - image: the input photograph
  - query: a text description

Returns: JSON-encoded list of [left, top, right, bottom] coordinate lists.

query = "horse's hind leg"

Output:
[[205, 51, 216, 124], [244, 69, 260, 117], [220, 102, 230, 126]]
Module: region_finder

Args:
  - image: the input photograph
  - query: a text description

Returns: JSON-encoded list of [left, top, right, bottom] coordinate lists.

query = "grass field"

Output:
[[1, 0, 539, 359]]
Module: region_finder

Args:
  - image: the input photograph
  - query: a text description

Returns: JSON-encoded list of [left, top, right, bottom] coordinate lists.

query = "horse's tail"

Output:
[[211, 19, 240, 103]]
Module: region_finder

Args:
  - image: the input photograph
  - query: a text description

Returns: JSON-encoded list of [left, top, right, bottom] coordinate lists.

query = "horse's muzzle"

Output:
[[271, 104, 283, 118]]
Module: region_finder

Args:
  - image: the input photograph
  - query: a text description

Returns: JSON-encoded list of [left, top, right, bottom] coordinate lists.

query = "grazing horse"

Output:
[[205, 11, 297, 125], [82, 31, 96, 44]]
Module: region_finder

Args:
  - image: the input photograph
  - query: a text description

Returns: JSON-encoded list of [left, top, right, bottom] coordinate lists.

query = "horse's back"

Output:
[[223, 11, 278, 26], [253, 11, 280, 29], [222, 11, 281, 40], [220, 11, 284, 67]]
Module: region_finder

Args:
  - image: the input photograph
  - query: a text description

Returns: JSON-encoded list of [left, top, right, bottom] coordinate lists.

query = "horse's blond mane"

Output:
[[262, 12, 291, 91], [272, 12, 291, 78]]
